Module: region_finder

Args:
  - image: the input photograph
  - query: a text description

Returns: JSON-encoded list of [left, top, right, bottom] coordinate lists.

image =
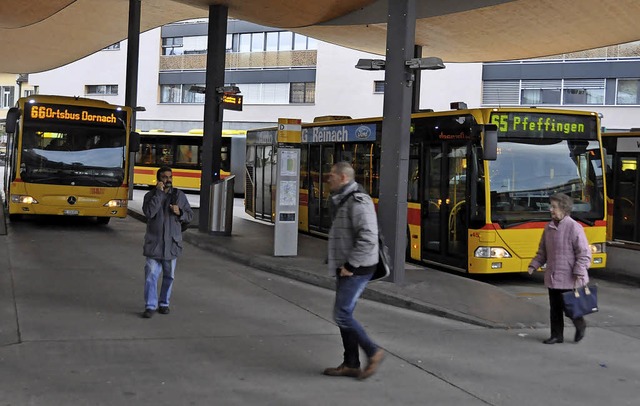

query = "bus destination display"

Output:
[[26, 103, 125, 127], [490, 112, 597, 139]]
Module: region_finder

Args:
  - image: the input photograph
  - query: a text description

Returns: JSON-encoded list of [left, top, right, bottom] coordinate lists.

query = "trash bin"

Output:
[[209, 175, 235, 235]]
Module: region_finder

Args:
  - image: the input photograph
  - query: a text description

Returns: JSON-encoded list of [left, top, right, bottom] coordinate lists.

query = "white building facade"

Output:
[[27, 19, 640, 132]]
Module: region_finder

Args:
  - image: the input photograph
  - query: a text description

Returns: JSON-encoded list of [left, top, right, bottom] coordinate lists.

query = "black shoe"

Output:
[[142, 309, 154, 318], [158, 306, 170, 315], [543, 337, 563, 344], [575, 326, 586, 343]]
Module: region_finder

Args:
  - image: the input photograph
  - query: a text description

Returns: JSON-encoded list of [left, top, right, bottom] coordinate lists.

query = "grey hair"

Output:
[[332, 161, 355, 181], [550, 193, 573, 214]]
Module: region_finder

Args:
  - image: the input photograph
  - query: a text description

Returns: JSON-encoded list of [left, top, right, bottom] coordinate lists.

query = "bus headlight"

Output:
[[474, 246, 512, 258], [11, 195, 38, 204], [104, 199, 128, 208], [589, 243, 605, 254]]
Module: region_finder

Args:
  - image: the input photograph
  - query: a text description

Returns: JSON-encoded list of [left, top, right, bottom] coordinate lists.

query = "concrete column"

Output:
[[378, 0, 416, 283], [198, 4, 228, 232]]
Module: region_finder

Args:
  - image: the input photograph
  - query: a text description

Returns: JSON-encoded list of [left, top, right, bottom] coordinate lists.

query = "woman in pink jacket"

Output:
[[528, 193, 592, 344]]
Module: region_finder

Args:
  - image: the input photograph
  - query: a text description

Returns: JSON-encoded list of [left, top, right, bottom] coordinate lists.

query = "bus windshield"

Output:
[[20, 123, 126, 187], [489, 139, 603, 227]]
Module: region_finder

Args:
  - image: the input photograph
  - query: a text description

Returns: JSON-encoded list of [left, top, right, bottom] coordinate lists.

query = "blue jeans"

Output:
[[333, 273, 377, 368], [144, 258, 176, 310]]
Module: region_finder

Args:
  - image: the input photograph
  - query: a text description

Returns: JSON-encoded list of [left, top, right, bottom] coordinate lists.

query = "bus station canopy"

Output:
[[2, 0, 640, 73]]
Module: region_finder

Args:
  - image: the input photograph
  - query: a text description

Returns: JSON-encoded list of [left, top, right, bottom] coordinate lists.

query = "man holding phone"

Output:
[[141, 166, 193, 318]]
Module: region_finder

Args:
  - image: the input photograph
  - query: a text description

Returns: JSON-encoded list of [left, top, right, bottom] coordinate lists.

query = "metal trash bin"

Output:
[[209, 175, 235, 235]]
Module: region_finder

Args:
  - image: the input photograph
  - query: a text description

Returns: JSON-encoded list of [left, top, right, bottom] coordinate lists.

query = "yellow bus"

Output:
[[601, 131, 640, 243], [2, 95, 140, 224], [245, 106, 607, 274], [134, 129, 246, 195]]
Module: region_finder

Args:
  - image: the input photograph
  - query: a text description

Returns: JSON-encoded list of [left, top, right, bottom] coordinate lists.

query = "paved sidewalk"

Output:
[[128, 192, 640, 328], [128, 198, 550, 329]]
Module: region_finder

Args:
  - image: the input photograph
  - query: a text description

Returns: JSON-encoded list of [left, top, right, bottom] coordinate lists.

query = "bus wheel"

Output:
[[97, 217, 111, 225], [8, 214, 22, 222]]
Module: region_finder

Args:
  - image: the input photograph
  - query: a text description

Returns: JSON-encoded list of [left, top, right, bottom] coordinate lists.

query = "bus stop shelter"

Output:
[[3, 0, 640, 283]]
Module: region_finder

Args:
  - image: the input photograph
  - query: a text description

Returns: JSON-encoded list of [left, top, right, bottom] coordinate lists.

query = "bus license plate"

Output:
[[63, 210, 79, 216]]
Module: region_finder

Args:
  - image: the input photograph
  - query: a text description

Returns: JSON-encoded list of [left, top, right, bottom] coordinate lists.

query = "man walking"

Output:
[[323, 161, 384, 380], [141, 166, 193, 318]]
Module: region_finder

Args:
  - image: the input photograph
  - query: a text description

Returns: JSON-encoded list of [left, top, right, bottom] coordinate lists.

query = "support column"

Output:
[[378, 0, 416, 283], [125, 0, 141, 199], [199, 4, 228, 232]]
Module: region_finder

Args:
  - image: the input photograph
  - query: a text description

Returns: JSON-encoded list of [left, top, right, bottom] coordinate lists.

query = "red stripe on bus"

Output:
[[407, 206, 420, 226], [299, 193, 308, 206], [134, 168, 155, 175]]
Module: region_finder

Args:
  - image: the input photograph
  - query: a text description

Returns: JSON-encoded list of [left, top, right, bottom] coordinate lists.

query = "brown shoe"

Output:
[[323, 363, 361, 377], [359, 348, 384, 380]]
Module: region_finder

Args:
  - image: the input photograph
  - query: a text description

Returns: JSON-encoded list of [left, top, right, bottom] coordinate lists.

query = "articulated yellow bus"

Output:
[[245, 106, 607, 274], [2, 95, 140, 224], [134, 129, 246, 195]]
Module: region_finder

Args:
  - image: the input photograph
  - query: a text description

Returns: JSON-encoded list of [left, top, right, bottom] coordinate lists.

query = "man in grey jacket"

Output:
[[323, 161, 384, 380], [142, 166, 193, 318]]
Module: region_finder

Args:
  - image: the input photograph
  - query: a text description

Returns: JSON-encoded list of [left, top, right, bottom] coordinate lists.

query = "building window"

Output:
[[562, 79, 604, 105], [617, 79, 640, 105], [103, 42, 120, 51], [266, 32, 279, 51], [482, 81, 520, 105], [23, 89, 35, 97], [162, 37, 184, 55], [86, 85, 118, 95], [1, 86, 15, 108], [242, 83, 289, 104], [238, 33, 251, 52], [374, 81, 385, 93], [290, 82, 315, 103], [183, 36, 207, 54], [182, 84, 206, 103], [160, 85, 182, 103], [278, 32, 293, 51], [251, 33, 265, 52], [521, 80, 562, 105]]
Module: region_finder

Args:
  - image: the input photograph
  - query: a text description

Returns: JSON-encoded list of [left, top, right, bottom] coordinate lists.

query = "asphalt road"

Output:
[[1, 209, 639, 405]]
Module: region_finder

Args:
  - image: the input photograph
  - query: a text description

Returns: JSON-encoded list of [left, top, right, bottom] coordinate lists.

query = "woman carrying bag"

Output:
[[528, 193, 592, 344]]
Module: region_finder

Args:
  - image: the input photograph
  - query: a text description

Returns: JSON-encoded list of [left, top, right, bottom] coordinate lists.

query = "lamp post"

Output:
[[355, 54, 445, 284]]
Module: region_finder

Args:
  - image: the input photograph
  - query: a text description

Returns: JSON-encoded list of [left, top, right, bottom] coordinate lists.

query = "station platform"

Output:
[[128, 195, 640, 329], [128, 198, 553, 329]]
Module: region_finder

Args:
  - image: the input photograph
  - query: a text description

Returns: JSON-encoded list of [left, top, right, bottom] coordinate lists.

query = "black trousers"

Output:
[[548, 288, 586, 339]]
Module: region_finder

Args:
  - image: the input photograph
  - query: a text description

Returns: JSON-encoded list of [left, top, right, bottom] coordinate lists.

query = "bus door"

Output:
[[307, 144, 335, 234], [612, 154, 639, 242], [254, 144, 275, 221], [422, 141, 469, 268]]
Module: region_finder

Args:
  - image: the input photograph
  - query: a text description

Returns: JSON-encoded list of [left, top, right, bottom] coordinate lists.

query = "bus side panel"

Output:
[[407, 202, 421, 261], [298, 189, 309, 232], [135, 166, 201, 190]]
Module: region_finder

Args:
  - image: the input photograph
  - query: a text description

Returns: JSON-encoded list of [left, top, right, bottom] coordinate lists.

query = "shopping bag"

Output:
[[562, 285, 598, 319]]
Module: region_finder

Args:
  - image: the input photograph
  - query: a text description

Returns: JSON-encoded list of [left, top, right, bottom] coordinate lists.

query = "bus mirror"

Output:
[[5, 107, 20, 134], [129, 131, 141, 153], [483, 124, 497, 161]]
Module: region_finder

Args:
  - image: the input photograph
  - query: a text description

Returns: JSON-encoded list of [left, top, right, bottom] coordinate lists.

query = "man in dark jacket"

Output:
[[323, 161, 384, 380], [141, 166, 193, 318]]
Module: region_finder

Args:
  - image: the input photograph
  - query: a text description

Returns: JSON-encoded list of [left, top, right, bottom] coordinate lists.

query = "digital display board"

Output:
[[490, 112, 597, 140], [25, 103, 126, 128], [221, 94, 243, 111]]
